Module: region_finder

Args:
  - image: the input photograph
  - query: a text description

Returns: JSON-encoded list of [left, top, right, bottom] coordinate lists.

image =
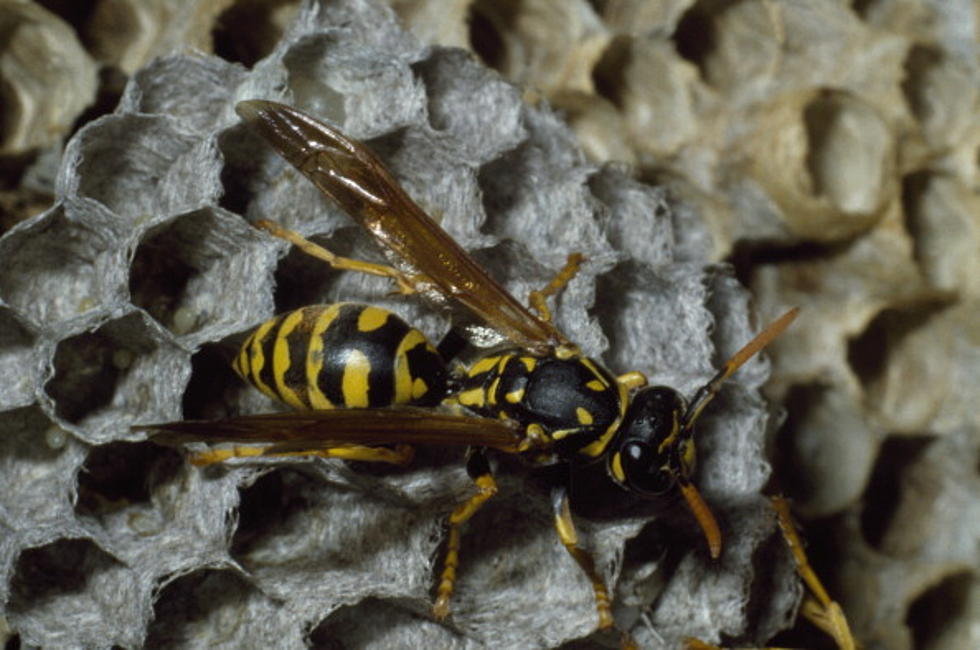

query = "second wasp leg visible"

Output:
[[529, 253, 585, 323], [552, 484, 615, 630], [188, 443, 414, 467], [433, 449, 497, 621], [772, 497, 857, 650], [255, 219, 419, 294]]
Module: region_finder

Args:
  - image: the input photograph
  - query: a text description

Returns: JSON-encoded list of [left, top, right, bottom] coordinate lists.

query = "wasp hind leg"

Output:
[[433, 448, 497, 621], [255, 219, 419, 295], [187, 443, 415, 467], [552, 484, 615, 630], [528, 253, 584, 324]]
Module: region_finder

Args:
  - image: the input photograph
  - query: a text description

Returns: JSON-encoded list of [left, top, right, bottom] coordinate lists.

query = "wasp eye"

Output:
[[620, 440, 674, 495]]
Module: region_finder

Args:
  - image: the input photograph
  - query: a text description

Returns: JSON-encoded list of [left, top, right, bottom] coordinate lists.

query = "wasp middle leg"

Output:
[[552, 483, 615, 629], [433, 448, 498, 621]]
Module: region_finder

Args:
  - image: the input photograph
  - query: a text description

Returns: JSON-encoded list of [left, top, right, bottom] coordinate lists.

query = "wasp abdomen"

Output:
[[233, 303, 447, 410]]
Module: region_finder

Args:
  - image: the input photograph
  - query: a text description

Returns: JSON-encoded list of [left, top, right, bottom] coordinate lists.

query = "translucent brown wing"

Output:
[[136, 407, 524, 454], [236, 100, 566, 354]]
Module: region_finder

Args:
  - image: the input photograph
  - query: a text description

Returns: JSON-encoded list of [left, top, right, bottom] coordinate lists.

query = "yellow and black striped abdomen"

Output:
[[233, 303, 448, 410]]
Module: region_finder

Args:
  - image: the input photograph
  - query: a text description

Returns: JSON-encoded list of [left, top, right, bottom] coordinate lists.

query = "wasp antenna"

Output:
[[718, 307, 799, 380], [682, 307, 799, 429], [678, 479, 722, 559]]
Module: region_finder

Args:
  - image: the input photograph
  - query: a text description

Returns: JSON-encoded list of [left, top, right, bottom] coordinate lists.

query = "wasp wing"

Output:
[[236, 100, 565, 354], [137, 407, 524, 454]]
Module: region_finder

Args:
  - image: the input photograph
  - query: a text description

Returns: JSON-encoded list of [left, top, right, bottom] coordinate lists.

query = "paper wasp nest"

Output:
[[0, 1, 803, 649], [384, 0, 980, 648]]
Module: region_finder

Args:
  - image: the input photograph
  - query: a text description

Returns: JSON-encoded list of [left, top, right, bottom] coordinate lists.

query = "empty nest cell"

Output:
[[43, 311, 188, 441], [7, 537, 145, 648], [74, 440, 183, 520], [147, 568, 284, 648], [0, 202, 128, 328], [128, 207, 275, 344]]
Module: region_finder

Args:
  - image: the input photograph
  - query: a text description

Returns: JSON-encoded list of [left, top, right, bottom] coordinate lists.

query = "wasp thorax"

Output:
[[458, 351, 624, 458]]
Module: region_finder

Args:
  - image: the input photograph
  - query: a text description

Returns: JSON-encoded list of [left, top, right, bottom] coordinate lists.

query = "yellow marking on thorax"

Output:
[[272, 309, 308, 409], [487, 376, 501, 405], [520, 356, 537, 372], [247, 318, 279, 399], [394, 329, 427, 403], [551, 429, 572, 440], [457, 387, 486, 408], [585, 379, 606, 391], [579, 366, 630, 458], [577, 357, 607, 386], [357, 306, 389, 332], [306, 304, 342, 409], [505, 388, 525, 403], [576, 407, 593, 425], [468, 355, 500, 377], [342, 348, 372, 407]]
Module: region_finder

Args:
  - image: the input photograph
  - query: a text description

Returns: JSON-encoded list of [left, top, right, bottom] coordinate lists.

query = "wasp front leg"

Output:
[[528, 253, 584, 324], [433, 448, 497, 621]]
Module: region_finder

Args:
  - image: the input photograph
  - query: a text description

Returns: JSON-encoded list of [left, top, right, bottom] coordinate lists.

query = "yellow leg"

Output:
[[188, 443, 414, 467], [552, 485, 614, 630], [433, 451, 497, 621], [255, 219, 419, 294], [772, 496, 857, 650], [529, 253, 585, 323]]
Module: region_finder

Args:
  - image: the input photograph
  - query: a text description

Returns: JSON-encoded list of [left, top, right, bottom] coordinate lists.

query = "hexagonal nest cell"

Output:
[[7, 537, 146, 648], [66, 114, 212, 221], [43, 311, 187, 441], [128, 207, 275, 343], [74, 440, 183, 520], [0, 202, 128, 328]]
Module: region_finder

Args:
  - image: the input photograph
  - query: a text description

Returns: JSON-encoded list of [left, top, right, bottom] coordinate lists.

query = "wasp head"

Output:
[[609, 386, 689, 495], [609, 385, 720, 558]]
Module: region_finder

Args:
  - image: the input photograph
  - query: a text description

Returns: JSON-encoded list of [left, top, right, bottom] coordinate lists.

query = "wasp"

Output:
[[139, 100, 798, 630]]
